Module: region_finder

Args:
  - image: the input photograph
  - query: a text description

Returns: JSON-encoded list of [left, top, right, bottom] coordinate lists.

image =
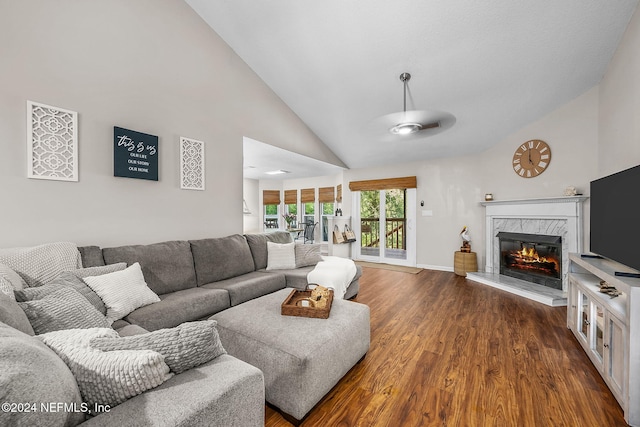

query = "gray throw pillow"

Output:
[[0, 322, 85, 427], [14, 263, 126, 315], [14, 282, 62, 302], [0, 293, 35, 336], [58, 263, 127, 314], [18, 287, 110, 335], [0, 264, 26, 299], [90, 320, 226, 374], [295, 243, 323, 268]]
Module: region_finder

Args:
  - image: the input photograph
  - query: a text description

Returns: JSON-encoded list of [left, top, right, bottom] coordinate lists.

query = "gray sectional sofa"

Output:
[[79, 231, 361, 332], [0, 231, 366, 427]]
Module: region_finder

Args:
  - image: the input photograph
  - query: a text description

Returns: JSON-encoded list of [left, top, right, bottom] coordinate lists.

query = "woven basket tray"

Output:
[[281, 289, 334, 319]]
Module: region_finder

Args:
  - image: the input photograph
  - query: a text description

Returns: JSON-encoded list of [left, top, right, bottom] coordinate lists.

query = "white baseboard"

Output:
[[417, 264, 454, 272]]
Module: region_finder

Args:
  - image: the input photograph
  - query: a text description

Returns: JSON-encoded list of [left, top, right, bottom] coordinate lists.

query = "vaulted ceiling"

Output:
[[187, 0, 638, 172]]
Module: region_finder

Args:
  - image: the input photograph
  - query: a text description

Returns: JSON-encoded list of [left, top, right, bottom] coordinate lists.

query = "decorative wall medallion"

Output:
[[180, 137, 205, 191], [113, 127, 159, 181], [27, 101, 78, 181]]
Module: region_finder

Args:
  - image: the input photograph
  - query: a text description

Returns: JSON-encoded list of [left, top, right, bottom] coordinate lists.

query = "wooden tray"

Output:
[[281, 289, 333, 319]]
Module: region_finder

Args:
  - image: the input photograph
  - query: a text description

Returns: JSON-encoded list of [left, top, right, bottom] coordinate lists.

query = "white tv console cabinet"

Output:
[[568, 253, 640, 426]]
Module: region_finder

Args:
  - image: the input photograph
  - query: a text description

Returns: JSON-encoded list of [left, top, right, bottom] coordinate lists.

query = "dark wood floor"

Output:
[[265, 267, 628, 426]]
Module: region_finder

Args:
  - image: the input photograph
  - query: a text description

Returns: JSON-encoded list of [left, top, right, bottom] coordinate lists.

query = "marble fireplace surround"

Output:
[[468, 196, 588, 306]]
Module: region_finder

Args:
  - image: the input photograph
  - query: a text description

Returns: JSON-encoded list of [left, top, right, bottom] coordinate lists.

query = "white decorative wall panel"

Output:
[[27, 101, 78, 181], [180, 137, 205, 190]]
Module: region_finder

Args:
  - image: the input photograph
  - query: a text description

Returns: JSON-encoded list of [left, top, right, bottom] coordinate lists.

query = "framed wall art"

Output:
[[113, 126, 159, 181], [27, 100, 78, 181], [179, 137, 205, 191]]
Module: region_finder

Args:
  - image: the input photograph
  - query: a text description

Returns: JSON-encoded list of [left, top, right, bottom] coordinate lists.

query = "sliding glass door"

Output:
[[353, 188, 416, 266]]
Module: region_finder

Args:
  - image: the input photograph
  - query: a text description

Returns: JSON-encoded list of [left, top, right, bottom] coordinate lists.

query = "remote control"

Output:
[[615, 271, 640, 279]]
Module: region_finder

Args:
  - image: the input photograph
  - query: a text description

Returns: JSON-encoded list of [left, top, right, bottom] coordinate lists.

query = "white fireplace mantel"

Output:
[[481, 195, 588, 293]]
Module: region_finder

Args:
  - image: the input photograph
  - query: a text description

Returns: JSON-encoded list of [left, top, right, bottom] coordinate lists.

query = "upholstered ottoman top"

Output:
[[211, 288, 370, 423]]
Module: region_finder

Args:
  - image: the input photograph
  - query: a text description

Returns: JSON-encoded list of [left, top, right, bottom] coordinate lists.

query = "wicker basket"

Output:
[[281, 288, 334, 319]]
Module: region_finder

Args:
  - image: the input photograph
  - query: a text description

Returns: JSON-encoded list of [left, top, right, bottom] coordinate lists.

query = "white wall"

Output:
[[242, 178, 260, 233], [599, 5, 640, 176], [0, 0, 336, 248]]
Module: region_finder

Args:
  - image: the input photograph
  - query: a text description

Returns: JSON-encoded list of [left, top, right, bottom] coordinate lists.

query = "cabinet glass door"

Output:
[[578, 291, 589, 343], [593, 302, 604, 364]]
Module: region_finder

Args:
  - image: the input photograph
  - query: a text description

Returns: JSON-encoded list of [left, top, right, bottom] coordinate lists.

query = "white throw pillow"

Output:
[[266, 241, 296, 270], [39, 328, 172, 409], [83, 263, 160, 324]]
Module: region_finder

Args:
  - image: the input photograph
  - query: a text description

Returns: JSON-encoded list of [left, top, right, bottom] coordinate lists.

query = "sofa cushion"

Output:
[[190, 235, 256, 285], [124, 287, 230, 331], [39, 328, 172, 410], [260, 266, 315, 290], [18, 287, 110, 334], [78, 245, 106, 267], [116, 324, 149, 337], [202, 271, 286, 306], [90, 320, 226, 374], [80, 354, 265, 427], [0, 322, 85, 427], [0, 242, 81, 287], [84, 263, 160, 324], [102, 240, 197, 295], [244, 232, 293, 270], [111, 319, 130, 329], [0, 293, 35, 336]]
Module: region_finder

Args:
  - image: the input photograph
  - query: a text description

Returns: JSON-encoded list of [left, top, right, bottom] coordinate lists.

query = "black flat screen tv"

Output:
[[590, 164, 640, 273]]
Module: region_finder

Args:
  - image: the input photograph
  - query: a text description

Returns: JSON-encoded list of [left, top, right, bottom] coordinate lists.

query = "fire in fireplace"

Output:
[[497, 232, 562, 290]]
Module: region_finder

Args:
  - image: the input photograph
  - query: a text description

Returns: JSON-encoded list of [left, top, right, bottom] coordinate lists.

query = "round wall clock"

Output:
[[512, 139, 551, 178]]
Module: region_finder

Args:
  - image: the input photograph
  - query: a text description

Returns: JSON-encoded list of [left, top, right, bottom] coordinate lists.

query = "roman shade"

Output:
[[284, 190, 297, 205], [263, 190, 281, 205], [336, 184, 342, 202], [348, 176, 417, 191], [318, 187, 335, 203], [300, 188, 315, 203]]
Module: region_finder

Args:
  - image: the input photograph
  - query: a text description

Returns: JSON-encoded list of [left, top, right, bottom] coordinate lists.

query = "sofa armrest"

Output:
[[81, 354, 264, 427]]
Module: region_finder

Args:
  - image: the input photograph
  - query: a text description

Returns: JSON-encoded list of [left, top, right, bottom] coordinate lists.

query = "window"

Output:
[[319, 186, 336, 242], [263, 190, 281, 229], [284, 189, 298, 227], [300, 188, 315, 225], [303, 202, 315, 225], [321, 202, 334, 241]]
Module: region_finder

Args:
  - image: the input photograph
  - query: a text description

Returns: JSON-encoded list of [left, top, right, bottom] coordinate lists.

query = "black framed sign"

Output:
[[113, 127, 159, 181]]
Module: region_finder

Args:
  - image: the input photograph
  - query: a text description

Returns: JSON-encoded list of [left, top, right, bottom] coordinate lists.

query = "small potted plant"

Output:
[[282, 213, 297, 229]]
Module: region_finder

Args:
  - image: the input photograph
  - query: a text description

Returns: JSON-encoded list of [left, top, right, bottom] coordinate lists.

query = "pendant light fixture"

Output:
[[387, 72, 456, 137]]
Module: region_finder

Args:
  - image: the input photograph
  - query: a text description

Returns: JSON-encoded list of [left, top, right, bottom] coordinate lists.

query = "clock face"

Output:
[[512, 139, 551, 178]]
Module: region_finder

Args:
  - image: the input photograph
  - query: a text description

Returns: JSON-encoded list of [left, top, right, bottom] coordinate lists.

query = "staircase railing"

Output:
[[360, 218, 406, 249]]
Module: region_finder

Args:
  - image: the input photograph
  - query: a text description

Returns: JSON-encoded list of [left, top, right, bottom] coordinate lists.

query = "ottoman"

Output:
[[211, 288, 370, 425]]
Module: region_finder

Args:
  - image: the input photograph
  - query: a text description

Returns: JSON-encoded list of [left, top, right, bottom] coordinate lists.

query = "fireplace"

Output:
[[497, 232, 562, 290]]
